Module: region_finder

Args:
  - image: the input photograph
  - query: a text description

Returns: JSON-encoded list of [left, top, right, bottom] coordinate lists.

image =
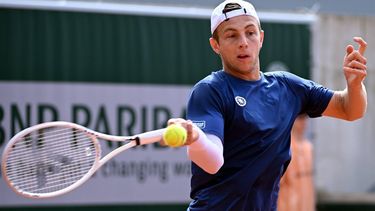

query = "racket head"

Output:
[[1, 121, 101, 198]]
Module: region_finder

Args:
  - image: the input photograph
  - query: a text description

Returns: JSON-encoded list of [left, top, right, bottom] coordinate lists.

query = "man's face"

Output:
[[210, 15, 264, 78]]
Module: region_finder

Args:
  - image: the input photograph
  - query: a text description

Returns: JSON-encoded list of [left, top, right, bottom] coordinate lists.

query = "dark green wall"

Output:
[[261, 22, 311, 79], [0, 8, 310, 85]]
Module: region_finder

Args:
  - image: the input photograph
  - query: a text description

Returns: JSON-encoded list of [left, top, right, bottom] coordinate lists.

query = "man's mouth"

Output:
[[237, 54, 250, 59]]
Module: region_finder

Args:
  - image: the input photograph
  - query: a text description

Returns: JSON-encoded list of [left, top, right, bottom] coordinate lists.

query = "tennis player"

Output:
[[168, 0, 368, 210]]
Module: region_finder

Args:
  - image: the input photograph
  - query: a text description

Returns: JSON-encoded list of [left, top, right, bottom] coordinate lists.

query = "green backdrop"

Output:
[[0, 8, 310, 84]]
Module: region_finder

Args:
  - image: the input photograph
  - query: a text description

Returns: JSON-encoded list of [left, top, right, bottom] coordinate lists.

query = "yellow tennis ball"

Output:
[[163, 124, 187, 147]]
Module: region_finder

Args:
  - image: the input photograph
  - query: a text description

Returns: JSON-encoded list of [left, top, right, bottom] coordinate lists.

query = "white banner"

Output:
[[0, 81, 192, 206]]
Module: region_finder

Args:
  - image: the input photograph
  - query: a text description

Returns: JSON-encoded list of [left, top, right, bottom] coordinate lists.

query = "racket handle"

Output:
[[136, 128, 166, 145]]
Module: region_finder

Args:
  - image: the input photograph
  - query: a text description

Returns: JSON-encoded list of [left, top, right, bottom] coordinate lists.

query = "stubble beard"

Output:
[[223, 57, 260, 79]]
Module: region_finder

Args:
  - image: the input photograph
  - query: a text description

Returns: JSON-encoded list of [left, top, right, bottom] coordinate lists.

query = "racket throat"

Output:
[[133, 137, 141, 146]]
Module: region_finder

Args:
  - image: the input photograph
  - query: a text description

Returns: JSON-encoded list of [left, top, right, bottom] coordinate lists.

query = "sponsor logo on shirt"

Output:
[[235, 96, 246, 107], [192, 121, 206, 129]]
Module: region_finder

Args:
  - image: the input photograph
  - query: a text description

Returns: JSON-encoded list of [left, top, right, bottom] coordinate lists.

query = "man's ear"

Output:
[[209, 37, 220, 55], [259, 30, 264, 49]]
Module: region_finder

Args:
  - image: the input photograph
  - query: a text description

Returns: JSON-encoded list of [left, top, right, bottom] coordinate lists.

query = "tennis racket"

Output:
[[1, 121, 166, 199]]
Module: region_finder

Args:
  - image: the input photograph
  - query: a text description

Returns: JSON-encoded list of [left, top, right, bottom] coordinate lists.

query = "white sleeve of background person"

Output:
[[187, 127, 224, 174]]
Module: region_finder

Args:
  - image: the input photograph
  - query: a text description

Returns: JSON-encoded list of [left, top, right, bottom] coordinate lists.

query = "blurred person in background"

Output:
[[278, 114, 315, 211]]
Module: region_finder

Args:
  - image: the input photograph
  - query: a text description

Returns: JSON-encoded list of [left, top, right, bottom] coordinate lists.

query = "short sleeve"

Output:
[[186, 82, 225, 141], [281, 72, 334, 117]]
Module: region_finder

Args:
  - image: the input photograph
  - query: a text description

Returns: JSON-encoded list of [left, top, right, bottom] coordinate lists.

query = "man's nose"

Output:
[[238, 34, 248, 48]]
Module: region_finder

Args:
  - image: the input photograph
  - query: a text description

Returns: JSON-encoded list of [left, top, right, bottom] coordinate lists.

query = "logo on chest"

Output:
[[235, 96, 247, 107]]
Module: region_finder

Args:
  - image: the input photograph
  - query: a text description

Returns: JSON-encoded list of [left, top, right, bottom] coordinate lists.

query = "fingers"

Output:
[[344, 38, 368, 67], [344, 66, 367, 77], [353, 37, 367, 55], [166, 118, 198, 145], [167, 118, 185, 126], [345, 37, 367, 65], [185, 120, 196, 145], [343, 55, 367, 82], [343, 37, 368, 84], [347, 60, 367, 70], [346, 45, 354, 56]]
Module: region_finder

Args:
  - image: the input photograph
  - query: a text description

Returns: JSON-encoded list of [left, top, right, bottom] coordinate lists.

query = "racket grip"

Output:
[[136, 129, 165, 145]]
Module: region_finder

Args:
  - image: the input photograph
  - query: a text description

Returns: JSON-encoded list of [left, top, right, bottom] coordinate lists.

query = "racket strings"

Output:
[[8, 139, 93, 179], [6, 138, 95, 193], [5, 126, 98, 195], [6, 132, 91, 156]]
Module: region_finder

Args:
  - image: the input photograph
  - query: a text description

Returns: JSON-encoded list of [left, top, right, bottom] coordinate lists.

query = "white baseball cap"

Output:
[[210, 0, 260, 34]]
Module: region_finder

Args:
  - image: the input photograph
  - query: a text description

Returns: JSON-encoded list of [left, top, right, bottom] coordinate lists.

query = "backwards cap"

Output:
[[210, 0, 260, 34]]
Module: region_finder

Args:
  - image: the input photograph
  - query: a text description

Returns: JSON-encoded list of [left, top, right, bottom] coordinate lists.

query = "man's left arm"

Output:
[[323, 37, 368, 121]]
